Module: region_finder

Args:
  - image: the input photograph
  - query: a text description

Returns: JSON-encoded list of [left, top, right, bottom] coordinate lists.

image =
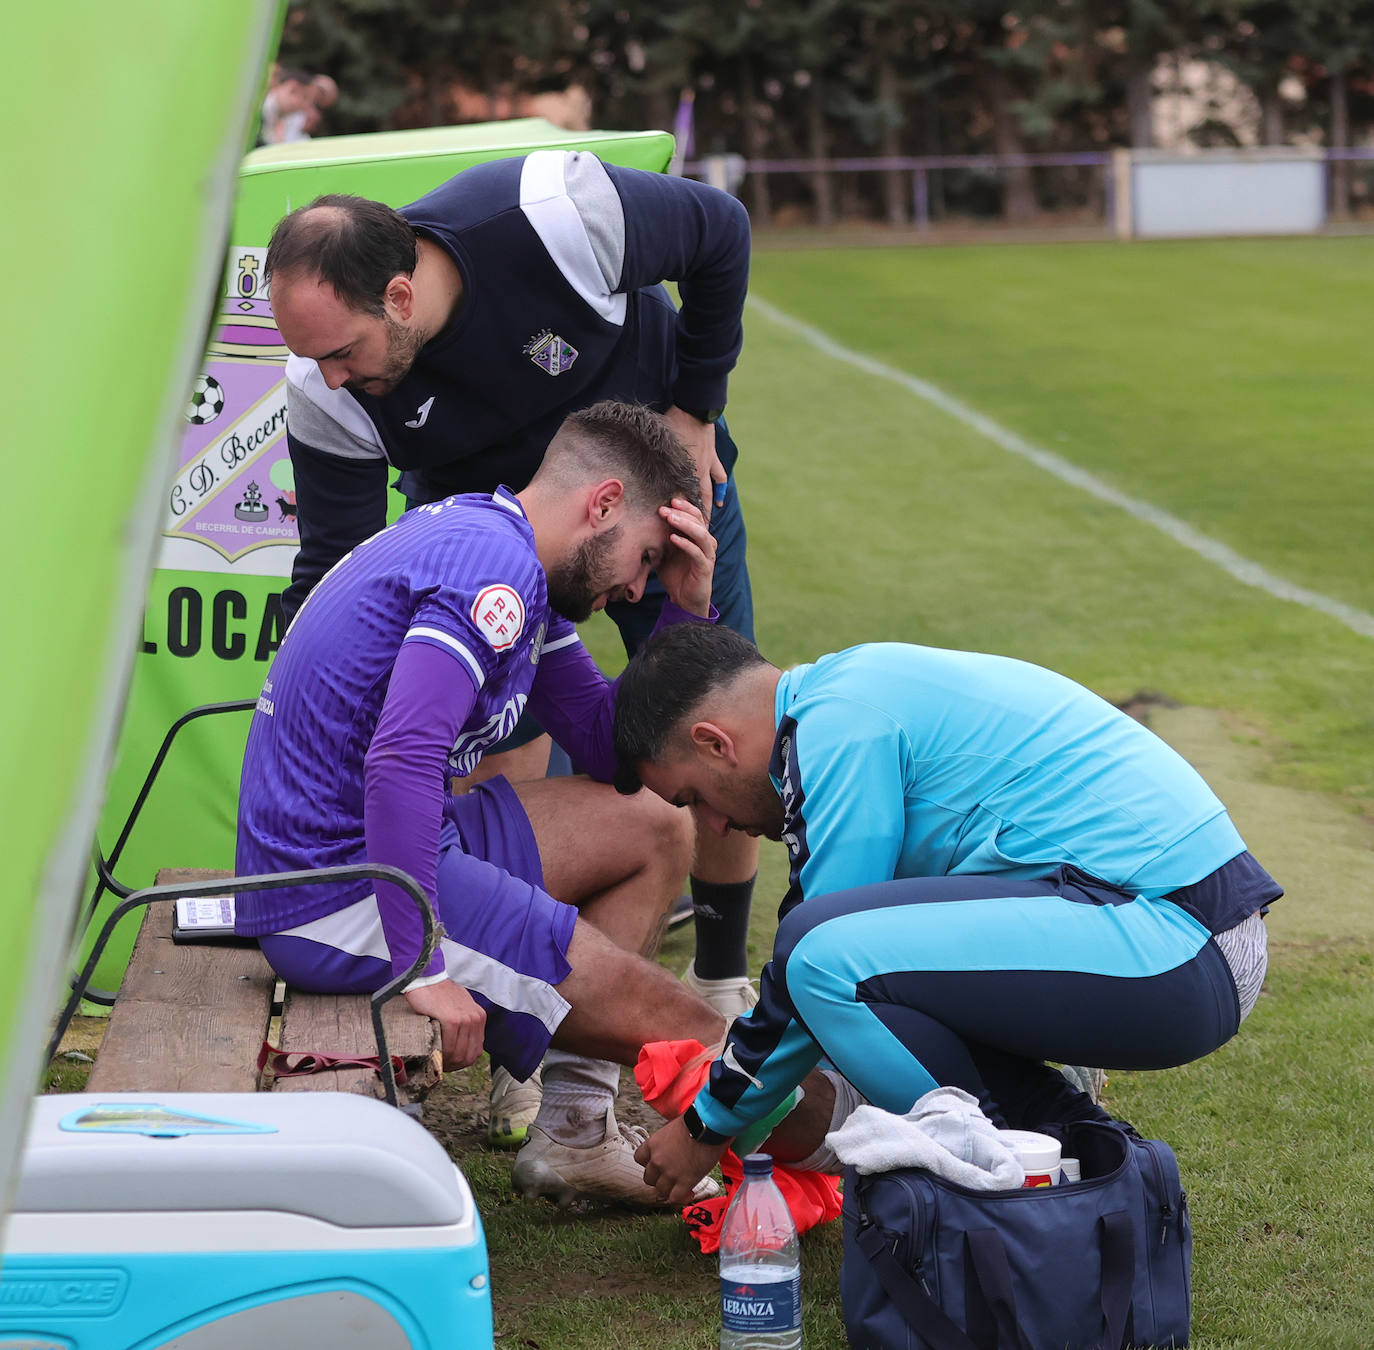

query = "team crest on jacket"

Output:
[[524, 329, 578, 375], [471, 584, 526, 651]]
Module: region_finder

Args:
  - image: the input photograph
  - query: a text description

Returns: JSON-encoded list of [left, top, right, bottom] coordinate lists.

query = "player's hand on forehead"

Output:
[[654, 497, 716, 619]]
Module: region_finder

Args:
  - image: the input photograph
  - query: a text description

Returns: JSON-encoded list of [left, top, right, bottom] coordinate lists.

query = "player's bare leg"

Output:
[[483, 770, 689, 1147], [509, 777, 723, 1206], [518, 776, 693, 953]]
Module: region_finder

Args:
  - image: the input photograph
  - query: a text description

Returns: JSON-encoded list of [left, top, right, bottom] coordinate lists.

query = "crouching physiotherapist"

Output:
[[612, 625, 1281, 1203]]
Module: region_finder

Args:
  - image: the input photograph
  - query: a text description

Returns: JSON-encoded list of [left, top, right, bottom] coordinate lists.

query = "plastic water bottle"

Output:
[[719, 1153, 802, 1349]]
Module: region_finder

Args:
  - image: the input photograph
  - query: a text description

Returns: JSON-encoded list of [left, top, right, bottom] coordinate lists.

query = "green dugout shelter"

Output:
[[1, 0, 280, 1213], [84, 119, 674, 996]]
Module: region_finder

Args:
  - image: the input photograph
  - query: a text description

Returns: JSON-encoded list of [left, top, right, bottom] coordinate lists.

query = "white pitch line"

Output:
[[750, 294, 1374, 641]]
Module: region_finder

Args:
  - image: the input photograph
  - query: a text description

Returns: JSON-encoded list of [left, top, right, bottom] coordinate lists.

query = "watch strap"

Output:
[[683, 1103, 731, 1146], [681, 405, 725, 425]]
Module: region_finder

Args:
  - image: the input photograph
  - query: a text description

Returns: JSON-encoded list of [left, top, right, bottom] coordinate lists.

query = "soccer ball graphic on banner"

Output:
[[185, 373, 226, 425]]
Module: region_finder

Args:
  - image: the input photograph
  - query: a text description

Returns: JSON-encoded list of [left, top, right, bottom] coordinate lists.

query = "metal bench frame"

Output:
[[58, 699, 439, 1110]]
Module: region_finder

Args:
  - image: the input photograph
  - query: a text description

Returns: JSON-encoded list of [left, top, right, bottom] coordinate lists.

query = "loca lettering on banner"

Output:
[[142, 587, 287, 664]]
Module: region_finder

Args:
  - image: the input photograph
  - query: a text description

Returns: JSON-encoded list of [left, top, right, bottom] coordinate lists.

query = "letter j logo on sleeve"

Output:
[[471, 584, 526, 652]]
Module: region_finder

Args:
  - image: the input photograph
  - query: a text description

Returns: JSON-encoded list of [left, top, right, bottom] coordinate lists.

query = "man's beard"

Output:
[[545, 526, 622, 623], [729, 776, 788, 841], [344, 314, 423, 395], [755, 790, 788, 841]]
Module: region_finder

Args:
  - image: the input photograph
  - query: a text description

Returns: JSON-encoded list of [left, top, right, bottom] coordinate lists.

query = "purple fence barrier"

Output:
[[684, 148, 1374, 231], [684, 150, 1114, 230]]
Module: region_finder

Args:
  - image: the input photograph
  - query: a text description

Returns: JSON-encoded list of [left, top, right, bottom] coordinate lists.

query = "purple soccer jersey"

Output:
[[237, 487, 594, 977]]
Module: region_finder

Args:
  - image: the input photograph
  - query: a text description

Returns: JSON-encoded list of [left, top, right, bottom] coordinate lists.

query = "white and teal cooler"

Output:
[[0, 1092, 492, 1348]]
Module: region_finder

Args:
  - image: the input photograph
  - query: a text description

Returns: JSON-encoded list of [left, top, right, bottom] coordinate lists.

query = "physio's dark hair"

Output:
[[265, 193, 417, 316], [545, 400, 702, 517], [612, 623, 768, 794]]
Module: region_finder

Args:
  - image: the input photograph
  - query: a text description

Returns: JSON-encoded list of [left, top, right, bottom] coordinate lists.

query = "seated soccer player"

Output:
[[610, 626, 1281, 1203], [235, 401, 730, 1207]]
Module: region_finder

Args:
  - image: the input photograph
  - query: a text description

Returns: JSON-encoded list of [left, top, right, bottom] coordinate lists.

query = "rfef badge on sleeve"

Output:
[[471, 585, 526, 651]]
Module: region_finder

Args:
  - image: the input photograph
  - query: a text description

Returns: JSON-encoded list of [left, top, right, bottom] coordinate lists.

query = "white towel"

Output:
[[826, 1086, 1025, 1190]]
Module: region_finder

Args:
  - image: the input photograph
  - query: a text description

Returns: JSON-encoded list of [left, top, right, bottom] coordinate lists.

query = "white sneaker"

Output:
[[488, 1065, 543, 1150], [683, 959, 759, 1019], [511, 1107, 722, 1208]]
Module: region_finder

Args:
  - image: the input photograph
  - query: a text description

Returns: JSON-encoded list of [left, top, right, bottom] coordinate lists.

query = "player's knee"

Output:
[[655, 794, 696, 877], [623, 788, 694, 877]]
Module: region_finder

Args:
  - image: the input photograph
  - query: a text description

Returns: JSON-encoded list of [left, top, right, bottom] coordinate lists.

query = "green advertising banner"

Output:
[[1, 0, 279, 1204], [85, 120, 676, 994]]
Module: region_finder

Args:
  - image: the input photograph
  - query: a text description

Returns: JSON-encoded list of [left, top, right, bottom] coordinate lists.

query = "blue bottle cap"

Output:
[[741, 1153, 774, 1177]]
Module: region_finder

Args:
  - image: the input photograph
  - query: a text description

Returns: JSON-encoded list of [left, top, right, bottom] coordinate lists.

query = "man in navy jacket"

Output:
[[264, 150, 762, 1137]]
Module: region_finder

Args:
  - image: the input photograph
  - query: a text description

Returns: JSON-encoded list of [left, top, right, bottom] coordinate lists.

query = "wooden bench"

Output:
[[85, 869, 442, 1106]]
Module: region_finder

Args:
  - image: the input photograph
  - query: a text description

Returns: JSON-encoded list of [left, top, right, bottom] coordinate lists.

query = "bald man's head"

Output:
[[265, 194, 416, 316]]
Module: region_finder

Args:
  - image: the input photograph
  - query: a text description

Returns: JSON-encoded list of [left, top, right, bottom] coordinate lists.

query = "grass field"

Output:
[[571, 234, 1374, 1348], [57, 235, 1374, 1347], [740, 235, 1374, 804]]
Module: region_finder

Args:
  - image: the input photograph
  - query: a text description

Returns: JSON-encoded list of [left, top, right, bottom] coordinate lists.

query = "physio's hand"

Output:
[[665, 406, 727, 525], [635, 1115, 729, 1206], [655, 497, 717, 618], [404, 979, 486, 1070]]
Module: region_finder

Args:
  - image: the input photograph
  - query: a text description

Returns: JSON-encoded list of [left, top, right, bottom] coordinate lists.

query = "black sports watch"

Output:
[[683, 1103, 731, 1146], [681, 405, 725, 425]]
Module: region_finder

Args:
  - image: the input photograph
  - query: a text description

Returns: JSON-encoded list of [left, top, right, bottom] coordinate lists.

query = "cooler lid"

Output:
[[15, 1092, 470, 1229]]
